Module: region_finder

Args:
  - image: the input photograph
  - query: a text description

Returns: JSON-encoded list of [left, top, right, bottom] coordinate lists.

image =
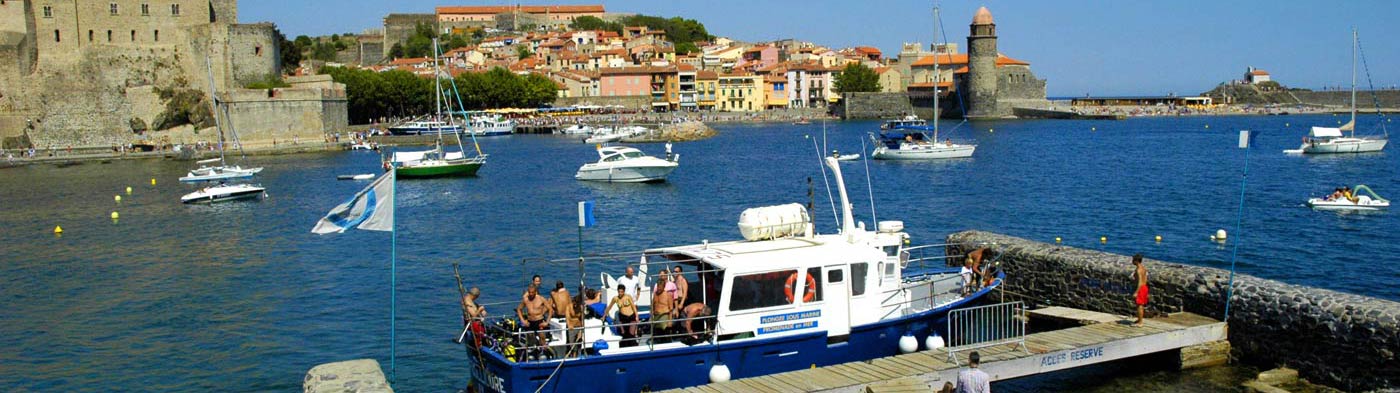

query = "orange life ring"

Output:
[[784, 272, 818, 303]]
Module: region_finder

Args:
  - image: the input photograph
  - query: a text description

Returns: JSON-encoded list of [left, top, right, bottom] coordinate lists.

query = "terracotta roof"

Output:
[[599, 65, 675, 75], [744, 46, 772, 53], [972, 6, 994, 25], [953, 66, 970, 73], [555, 70, 598, 82], [436, 5, 604, 14], [874, 66, 891, 74], [764, 74, 787, 83], [908, 81, 953, 88], [854, 46, 882, 55], [677, 63, 697, 72], [912, 53, 1029, 67], [697, 70, 718, 79], [1248, 70, 1270, 76]]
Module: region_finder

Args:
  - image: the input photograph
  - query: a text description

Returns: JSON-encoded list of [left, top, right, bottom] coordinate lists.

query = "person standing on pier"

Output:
[[1132, 253, 1149, 327], [956, 351, 990, 393]]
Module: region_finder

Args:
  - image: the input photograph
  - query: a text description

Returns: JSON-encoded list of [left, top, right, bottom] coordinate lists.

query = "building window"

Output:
[[171, 4, 180, 16], [88, 30, 93, 42], [43, 5, 52, 18], [53, 30, 60, 42], [254, 46, 262, 56], [154, 30, 159, 42], [110, 3, 118, 15], [141, 3, 149, 16], [130, 30, 135, 41], [107, 30, 112, 42]]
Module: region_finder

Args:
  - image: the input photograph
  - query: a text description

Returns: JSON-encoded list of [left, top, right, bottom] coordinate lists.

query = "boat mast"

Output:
[[433, 38, 443, 151], [932, 4, 940, 142], [202, 50, 226, 166], [1350, 28, 1357, 138]]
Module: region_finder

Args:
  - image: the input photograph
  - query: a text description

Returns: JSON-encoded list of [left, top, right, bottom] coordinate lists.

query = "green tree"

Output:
[[570, 16, 621, 32], [674, 41, 699, 55], [294, 35, 313, 49], [388, 43, 405, 59], [834, 62, 881, 93], [311, 41, 337, 62], [273, 28, 301, 73], [445, 34, 470, 51], [516, 45, 532, 60]]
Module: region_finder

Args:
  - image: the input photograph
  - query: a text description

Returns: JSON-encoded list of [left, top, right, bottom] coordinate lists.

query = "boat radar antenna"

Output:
[[824, 157, 857, 240]]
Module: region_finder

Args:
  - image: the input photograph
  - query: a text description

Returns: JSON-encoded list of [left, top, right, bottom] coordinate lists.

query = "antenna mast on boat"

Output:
[[932, 4, 940, 141], [1350, 28, 1358, 138], [433, 38, 444, 151], [202, 50, 226, 165]]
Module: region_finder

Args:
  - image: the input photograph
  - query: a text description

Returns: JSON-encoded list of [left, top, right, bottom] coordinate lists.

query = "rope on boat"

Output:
[[533, 346, 576, 393]]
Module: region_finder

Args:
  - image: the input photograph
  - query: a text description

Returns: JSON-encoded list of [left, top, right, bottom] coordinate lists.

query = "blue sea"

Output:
[[1, 114, 1395, 391]]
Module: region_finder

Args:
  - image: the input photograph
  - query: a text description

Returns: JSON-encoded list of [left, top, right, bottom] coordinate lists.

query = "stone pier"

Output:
[[947, 230, 1400, 391], [304, 359, 393, 393]]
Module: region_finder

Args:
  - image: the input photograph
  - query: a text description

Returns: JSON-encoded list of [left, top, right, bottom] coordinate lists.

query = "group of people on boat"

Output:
[[1323, 186, 1360, 204], [601, 266, 716, 347]]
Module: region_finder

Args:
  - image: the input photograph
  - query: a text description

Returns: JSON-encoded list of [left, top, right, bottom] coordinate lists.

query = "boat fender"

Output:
[[898, 333, 918, 354], [926, 333, 945, 350], [784, 272, 817, 303], [709, 363, 731, 383], [592, 339, 609, 352]]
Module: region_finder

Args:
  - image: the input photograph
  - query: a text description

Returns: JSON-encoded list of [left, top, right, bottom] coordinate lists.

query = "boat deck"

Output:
[[665, 308, 1226, 393]]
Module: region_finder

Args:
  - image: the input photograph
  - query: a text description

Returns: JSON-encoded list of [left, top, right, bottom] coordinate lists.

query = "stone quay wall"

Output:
[[223, 87, 348, 143], [838, 92, 921, 120], [947, 230, 1399, 391], [1292, 90, 1400, 109]]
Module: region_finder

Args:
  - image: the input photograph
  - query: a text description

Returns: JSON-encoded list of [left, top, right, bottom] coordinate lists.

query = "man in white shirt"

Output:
[[617, 266, 640, 300], [959, 257, 975, 296], [956, 351, 991, 393]]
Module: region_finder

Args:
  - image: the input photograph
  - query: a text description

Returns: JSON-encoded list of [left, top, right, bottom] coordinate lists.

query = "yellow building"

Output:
[[696, 70, 718, 110], [717, 73, 763, 112]]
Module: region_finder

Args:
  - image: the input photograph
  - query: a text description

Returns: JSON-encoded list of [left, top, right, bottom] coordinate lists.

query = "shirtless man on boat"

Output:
[[550, 281, 581, 350], [517, 284, 553, 347], [652, 270, 678, 339]]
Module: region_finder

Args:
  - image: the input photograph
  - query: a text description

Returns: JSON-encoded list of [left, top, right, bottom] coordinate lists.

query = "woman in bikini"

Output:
[[604, 284, 639, 340]]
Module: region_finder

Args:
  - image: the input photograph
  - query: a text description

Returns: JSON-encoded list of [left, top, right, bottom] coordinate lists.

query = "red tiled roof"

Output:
[[677, 63, 697, 72], [599, 65, 675, 75], [1249, 70, 1270, 76], [436, 5, 604, 14], [854, 46, 882, 55], [696, 70, 718, 79], [390, 57, 432, 65], [908, 81, 953, 88], [912, 53, 1029, 67]]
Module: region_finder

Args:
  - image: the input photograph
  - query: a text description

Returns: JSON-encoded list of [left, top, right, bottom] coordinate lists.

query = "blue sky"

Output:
[[242, 0, 1400, 96]]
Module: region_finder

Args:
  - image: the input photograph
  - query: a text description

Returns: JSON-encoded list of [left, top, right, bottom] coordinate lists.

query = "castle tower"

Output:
[[964, 6, 998, 119]]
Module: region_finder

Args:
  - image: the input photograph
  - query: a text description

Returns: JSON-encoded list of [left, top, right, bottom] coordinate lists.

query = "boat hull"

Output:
[[467, 284, 996, 393], [178, 167, 263, 183], [1299, 138, 1387, 154], [1307, 198, 1389, 210], [388, 125, 464, 136], [395, 161, 482, 178], [871, 145, 975, 160], [180, 185, 265, 204], [575, 164, 676, 183]]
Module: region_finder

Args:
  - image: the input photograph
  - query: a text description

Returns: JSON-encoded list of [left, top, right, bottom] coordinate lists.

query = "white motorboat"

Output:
[[584, 126, 648, 144], [464, 115, 515, 136], [180, 183, 266, 204], [1290, 29, 1388, 155], [1308, 185, 1389, 211], [831, 151, 860, 161], [350, 141, 378, 150], [388, 120, 463, 135], [179, 158, 263, 182], [575, 145, 679, 183], [880, 115, 927, 130], [560, 124, 593, 135]]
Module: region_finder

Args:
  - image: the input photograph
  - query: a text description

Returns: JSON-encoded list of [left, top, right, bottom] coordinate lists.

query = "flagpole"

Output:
[[1223, 131, 1254, 322], [389, 171, 397, 382]]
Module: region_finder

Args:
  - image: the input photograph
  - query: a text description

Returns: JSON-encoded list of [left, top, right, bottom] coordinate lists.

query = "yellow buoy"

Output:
[[53, 225, 63, 234], [1100, 236, 1107, 243], [111, 211, 119, 220], [126, 186, 133, 195], [1054, 237, 1062, 244], [1155, 235, 1162, 243], [114, 195, 122, 203], [151, 178, 157, 186]]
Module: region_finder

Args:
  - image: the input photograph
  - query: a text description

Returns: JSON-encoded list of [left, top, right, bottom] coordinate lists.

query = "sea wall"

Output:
[[838, 92, 918, 120], [222, 87, 348, 143], [946, 230, 1400, 391], [553, 95, 653, 111], [1292, 90, 1400, 109]]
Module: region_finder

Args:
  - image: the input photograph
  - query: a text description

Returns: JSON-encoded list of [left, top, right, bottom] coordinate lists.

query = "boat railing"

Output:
[[945, 301, 1029, 365], [878, 273, 965, 320], [467, 311, 720, 363]]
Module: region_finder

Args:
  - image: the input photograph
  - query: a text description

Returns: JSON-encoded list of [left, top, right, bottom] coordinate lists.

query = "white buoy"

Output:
[[709, 363, 731, 383], [925, 333, 945, 350], [1213, 229, 1227, 241], [898, 334, 918, 354]]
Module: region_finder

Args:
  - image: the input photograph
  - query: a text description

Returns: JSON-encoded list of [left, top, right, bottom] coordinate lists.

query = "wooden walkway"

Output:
[[666, 309, 1226, 393]]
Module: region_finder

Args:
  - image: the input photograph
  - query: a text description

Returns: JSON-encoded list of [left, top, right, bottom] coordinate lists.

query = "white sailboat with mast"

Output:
[[1291, 29, 1388, 154], [179, 53, 264, 183], [871, 4, 976, 160]]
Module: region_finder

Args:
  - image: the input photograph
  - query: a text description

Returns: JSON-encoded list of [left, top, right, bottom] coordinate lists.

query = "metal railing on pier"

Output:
[[946, 301, 1029, 364]]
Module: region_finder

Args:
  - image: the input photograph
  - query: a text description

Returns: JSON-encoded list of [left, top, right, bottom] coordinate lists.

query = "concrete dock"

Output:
[[665, 307, 1226, 393]]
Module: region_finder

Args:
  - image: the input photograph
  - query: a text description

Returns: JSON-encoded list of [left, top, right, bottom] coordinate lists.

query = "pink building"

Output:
[[598, 67, 655, 97], [739, 45, 779, 71]]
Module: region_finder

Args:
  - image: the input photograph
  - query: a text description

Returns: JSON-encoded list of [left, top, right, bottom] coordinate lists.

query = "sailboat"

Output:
[[385, 38, 487, 178], [1291, 29, 1388, 154], [179, 54, 264, 183], [871, 5, 976, 160]]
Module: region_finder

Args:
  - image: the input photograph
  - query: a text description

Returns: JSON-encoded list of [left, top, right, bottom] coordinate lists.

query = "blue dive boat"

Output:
[[462, 157, 1001, 392]]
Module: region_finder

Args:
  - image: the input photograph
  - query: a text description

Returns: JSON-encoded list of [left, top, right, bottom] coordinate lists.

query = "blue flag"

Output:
[[1238, 130, 1260, 149], [578, 201, 596, 228], [312, 172, 395, 234]]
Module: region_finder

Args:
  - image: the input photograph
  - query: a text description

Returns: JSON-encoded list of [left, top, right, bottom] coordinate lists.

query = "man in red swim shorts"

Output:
[[1132, 253, 1149, 326]]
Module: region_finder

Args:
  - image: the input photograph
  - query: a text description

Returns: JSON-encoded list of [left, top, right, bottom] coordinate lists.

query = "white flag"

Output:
[[312, 172, 395, 234]]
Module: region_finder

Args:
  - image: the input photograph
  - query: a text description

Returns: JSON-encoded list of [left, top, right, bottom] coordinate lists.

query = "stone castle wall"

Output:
[[381, 13, 434, 59], [837, 92, 920, 120], [226, 22, 279, 85], [1292, 90, 1400, 108], [964, 31, 998, 118], [222, 87, 347, 142], [946, 230, 1400, 391]]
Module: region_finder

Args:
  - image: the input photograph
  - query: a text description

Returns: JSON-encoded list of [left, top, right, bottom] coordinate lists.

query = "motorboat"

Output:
[[464, 156, 1002, 393], [583, 126, 646, 144], [870, 127, 975, 160], [831, 151, 860, 161], [465, 116, 515, 136], [560, 124, 593, 135], [880, 115, 926, 130], [1308, 185, 1389, 211], [337, 174, 376, 181], [388, 120, 463, 136], [575, 145, 679, 183], [179, 158, 263, 182], [350, 141, 378, 150], [1289, 29, 1388, 155], [180, 183, 266, 204]]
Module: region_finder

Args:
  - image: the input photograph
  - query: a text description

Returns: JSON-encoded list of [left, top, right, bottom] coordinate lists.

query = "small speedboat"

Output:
[[180, 183, 266, 204], [179, 159, 263, 183], [560, 124, 593, 135], [1307, 185, 1389, 211], [575, 145, 679, 183], [350, 141, 378, 150], [831, 151, 860, 161]]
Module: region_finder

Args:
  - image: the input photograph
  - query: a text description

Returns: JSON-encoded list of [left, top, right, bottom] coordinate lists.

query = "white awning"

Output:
[[1309, 127, 1343, 138]]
